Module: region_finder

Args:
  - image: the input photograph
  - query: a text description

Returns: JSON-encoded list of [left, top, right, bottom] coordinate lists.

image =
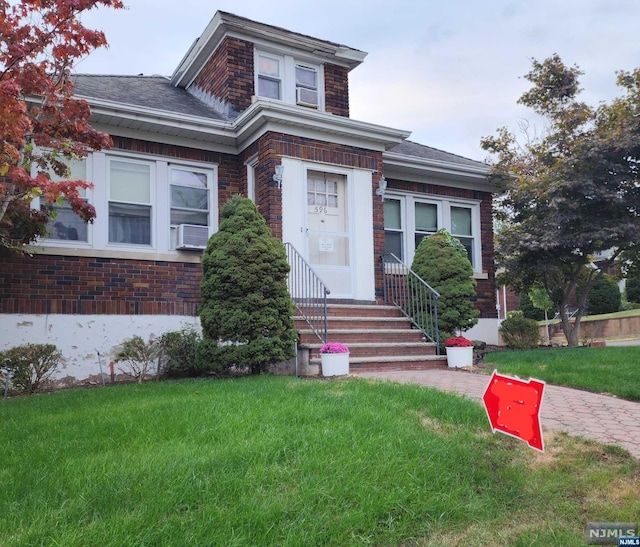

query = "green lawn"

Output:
[[1, 376, 638, 546], [482, 346, 640, 400]]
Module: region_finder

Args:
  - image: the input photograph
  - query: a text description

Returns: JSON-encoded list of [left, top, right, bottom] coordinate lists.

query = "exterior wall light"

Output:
[[273, 164, 284, 188], [376, 176, 387, 200]]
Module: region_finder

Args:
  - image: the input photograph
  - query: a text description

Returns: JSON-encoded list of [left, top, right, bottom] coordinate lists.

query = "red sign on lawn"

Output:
[[482, 370, 545, 452]]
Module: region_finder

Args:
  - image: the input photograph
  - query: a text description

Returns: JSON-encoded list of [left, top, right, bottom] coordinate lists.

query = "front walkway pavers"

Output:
[[355, 369, 640, 458]]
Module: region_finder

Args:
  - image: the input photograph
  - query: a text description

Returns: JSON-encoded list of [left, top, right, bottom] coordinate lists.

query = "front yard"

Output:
[[1, 376, 638, 546], [481, 346, 640, 401]]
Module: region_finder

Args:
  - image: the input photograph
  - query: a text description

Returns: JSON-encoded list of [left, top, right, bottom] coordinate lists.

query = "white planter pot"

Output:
[[321, 352, 349, 376], [445, 346, 473, 368]]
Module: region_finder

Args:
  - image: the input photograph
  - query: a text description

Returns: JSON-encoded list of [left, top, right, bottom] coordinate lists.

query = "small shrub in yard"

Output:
[[0, 343, 63, 394], [114, 335, 160, 383], [158, 326, 208, 378], [499, 311, 540, 349]]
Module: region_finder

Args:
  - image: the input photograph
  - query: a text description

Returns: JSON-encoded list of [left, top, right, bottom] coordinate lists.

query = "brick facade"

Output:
[[252, 131, 383, 244], [324, 64, 350, 117], [386, 178, 497, 318], [190, 37, 254, 118], [0, 254, 202, 316]]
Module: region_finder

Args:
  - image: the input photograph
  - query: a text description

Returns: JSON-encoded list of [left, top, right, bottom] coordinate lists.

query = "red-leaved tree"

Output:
[[0, 0, 124, 250]]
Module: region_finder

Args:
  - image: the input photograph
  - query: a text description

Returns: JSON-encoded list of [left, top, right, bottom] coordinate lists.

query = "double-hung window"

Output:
[[384, 194, 481, 271], [255, 49, 322, 109], [170, 167, 210, 227], [43, 158, 90, 243], [383, 198, 404, 261], [295, 64, 318, 107], [108, 159, 152, 246], [257, 53, 282, 100]]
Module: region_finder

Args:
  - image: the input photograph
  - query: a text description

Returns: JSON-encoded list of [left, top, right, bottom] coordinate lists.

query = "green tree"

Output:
[[411, 229, 479, 346], [482, 55, 640, 346], [584, 276, 621, 315], [199, 197, 296, 375], [626, 277, 640, 304], [518, 291, 545, 321]]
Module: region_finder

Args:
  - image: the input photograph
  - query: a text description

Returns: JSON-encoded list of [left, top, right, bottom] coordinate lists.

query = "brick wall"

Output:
[[189, 37, 254, 117], [386, 178, 497, 318], [253, 131, 383, 240], [324, 64, 350, 117], [0, 254, 202, 316]]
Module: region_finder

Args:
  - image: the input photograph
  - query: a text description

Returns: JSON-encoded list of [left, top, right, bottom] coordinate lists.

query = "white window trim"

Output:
[[35, 155, 94, 247], [168, 163, 216, 250], [384, 192, 483, 273], [37, 150, 218, 256], [106, 156, 156, 249], [254, 48, 325, 110], [245, 154, 258, 203]]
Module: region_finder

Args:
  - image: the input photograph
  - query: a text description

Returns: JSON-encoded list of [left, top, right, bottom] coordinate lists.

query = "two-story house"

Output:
[[0, 11, 497, 380]]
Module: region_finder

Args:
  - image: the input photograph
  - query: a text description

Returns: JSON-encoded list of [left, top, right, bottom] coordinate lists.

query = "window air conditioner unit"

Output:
[[176, 224, 209, 250], [296, 87, 318, 108]]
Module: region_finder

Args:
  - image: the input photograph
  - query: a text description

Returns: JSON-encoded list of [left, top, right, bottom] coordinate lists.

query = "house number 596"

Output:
[[314, 206, 327, 214]]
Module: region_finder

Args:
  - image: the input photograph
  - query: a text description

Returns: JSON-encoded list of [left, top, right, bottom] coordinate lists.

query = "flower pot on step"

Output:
[[321, 352, 349, 376], [445, 346, 473, 368]]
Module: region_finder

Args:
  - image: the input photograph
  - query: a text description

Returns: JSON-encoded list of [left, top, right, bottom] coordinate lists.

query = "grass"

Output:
[[482, 346, 640, 400], [1, 376, 639, 546]]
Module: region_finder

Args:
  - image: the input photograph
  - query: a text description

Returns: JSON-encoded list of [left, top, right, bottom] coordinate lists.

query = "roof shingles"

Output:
[[72, 75, 229, 121]]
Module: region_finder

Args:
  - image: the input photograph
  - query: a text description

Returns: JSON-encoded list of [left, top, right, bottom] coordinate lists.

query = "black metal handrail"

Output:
[[382, 253, 440, 352], [285, 242, 329, 344]]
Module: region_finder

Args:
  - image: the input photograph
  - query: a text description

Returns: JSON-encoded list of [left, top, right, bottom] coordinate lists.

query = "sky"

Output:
[[75, 0, 640, 162]]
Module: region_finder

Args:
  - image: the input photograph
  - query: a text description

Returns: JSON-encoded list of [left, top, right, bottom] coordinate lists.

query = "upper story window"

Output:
[[257, 54, 281, 100], [383, 193, 482, 272], [295, 64, 318, 108], [255, 49, 322, 110]]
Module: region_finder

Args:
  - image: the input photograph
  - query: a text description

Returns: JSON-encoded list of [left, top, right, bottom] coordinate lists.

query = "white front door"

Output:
[[305, 170, 353, 298]]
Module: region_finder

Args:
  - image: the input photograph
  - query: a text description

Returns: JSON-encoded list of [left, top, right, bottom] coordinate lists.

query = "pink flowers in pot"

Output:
[[319, 342, 350, 354], [444, 336, 474, 348]]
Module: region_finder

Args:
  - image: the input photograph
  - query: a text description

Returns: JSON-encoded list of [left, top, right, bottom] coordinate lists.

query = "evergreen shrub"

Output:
[[499, 311, 540, 349], [199, 196, 296, 375]]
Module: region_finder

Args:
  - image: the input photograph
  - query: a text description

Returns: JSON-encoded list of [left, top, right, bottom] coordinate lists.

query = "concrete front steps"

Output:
[[294, 303, 446, 375]]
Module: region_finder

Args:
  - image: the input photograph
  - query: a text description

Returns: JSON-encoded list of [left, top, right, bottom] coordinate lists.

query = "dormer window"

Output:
[[255, 49, 323, 110], [295, 64, 318, 107], [257, 54, 281, 100]]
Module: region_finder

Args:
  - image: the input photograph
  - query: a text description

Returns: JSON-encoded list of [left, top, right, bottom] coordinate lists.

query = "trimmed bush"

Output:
[[0, 343, 63, 394], [410, 229, 479, 347], [499, 311, 540, 349], [158, 326, 210, 379], [199, 196, 296, 375], [586, 276, 621, 315], [114, 335, 160, 383]]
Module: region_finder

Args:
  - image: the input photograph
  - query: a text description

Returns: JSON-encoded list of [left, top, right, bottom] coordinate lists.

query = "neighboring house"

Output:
[[0, 11, 497, 380]]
